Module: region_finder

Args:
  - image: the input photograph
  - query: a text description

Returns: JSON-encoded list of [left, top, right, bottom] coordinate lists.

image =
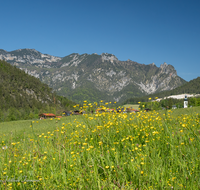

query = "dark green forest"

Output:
[[0, 60, 76, 122]]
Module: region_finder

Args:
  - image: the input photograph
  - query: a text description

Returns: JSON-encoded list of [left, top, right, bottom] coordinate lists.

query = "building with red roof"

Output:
[[39, 113, 56, 119]]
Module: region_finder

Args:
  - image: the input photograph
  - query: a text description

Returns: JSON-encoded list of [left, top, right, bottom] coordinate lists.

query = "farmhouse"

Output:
[[39, 113, 56, 119]]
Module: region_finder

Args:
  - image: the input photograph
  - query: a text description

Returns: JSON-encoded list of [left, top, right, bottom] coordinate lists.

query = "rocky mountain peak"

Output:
[[0, 49, 61, 67], [149, 62, 156, 66], [101, 53, 118, 63], [0, 49, 7, 54], [160, 62, 168, 68]]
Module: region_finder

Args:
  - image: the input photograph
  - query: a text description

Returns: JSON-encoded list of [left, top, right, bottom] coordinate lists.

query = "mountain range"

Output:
[[0, 49, 186, 103]]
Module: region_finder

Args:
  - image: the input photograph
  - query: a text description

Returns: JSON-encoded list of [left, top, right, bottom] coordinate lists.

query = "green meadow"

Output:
[[0, 106, 200, 189], [122, 104, 139, 110]]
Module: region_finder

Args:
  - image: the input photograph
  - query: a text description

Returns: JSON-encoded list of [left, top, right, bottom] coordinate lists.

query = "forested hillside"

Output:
[[0, 60, 75, 121], [124, 77, 200, 104]]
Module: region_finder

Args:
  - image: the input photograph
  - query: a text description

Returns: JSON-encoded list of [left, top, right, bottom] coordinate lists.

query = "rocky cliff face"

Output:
[[0, 49, 186, 103]]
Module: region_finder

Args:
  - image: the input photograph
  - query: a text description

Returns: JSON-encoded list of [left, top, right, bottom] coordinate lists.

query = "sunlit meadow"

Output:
[[0, 102, 200, 189]]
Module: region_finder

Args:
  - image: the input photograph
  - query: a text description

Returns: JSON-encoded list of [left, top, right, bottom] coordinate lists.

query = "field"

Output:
[[122, 104, 139, 110], [0, 105, 200, 189]]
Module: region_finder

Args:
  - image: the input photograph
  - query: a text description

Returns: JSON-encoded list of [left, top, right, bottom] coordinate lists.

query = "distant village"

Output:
[[39, 107, 139, 120]]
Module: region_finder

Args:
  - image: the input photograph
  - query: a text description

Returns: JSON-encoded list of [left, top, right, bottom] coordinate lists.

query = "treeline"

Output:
[[0, 60, 76, 122], [124, 77, 200, 105], [139, 97, 200, 111]]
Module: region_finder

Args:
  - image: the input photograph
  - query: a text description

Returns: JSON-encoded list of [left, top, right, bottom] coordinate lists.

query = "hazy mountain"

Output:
[[0, 49, 186, 103]]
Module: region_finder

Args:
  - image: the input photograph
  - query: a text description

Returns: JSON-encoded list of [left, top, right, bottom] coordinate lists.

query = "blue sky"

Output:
[[1, 0, 199, 81]]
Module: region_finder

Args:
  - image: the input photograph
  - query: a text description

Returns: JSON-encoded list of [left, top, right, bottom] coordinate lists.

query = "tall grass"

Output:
[[0, 106, 200, 189]]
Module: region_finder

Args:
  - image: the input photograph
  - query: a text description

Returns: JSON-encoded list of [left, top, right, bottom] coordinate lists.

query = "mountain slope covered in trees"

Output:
[[0, 60, 75, 121]]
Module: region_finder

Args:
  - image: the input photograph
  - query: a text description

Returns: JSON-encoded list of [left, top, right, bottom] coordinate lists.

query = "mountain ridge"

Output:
[[0, 49, 186, 103]]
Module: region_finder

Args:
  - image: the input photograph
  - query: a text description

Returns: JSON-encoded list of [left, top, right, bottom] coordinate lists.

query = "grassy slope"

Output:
[[0, 116, 81, 137]]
